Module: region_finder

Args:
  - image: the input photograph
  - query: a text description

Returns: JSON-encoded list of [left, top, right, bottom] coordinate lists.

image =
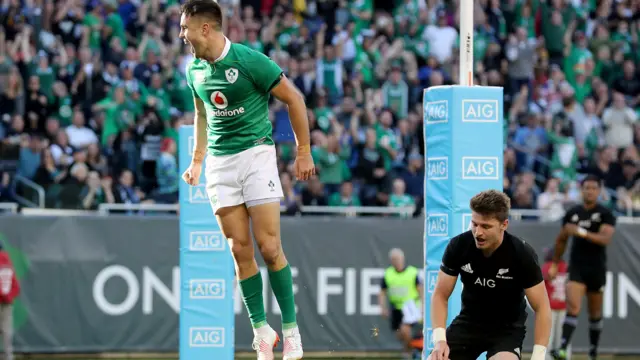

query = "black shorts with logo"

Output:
[[443, 321, 525, 360], [568, 265, 606, 293]]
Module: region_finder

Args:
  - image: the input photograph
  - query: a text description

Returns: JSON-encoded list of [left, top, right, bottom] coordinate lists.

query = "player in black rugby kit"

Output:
[[429, 190, 551, 360], [549, 175, 616, 360]]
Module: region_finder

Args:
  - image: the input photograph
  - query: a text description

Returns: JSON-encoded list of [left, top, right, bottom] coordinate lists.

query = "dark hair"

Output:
[[469, 189, 511, 222], [581, 174, 601, 187], [180, 0, 223, 30]]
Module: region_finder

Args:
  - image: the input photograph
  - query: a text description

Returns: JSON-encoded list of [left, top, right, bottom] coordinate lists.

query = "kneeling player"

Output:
[[429, 190, 551, 360]]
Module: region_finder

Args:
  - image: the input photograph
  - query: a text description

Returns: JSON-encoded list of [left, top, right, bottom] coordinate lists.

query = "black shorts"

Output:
[[568, 265, 606, 293], [390, 309, 404, 331], [442, 321, 526, 360]]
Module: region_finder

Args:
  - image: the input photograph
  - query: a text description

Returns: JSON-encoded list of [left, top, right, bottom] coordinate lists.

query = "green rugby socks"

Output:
[[239, 272, 267, 329], [269, 264, 298, 330]]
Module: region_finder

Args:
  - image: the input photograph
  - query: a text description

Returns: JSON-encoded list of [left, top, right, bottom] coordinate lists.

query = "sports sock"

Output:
[[588, 318, 603, 358], [239, 272, 267, 329], [269, 264, 297, 330], [559, 314, 578, 350]]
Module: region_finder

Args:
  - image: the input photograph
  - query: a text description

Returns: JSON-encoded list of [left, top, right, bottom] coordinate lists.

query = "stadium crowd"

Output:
[[1, 0, 640, 217]]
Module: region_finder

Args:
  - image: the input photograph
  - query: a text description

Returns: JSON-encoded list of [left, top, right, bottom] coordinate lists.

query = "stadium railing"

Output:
[[95, 203, 415, 217], [13, 175, 45, 208]]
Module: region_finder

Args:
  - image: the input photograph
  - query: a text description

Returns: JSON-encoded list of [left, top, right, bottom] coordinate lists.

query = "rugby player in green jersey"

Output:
[[179, 1, 315, 359]]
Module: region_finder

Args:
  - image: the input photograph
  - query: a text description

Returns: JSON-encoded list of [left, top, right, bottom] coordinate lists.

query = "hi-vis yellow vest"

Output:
[[384, 266, 419, 310]]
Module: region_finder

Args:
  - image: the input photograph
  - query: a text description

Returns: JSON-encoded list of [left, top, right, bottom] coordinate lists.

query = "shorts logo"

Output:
[[268, 180, 275, 192], [462, 99, 499, 122], [190, 279, 225, 299], [427, 157, 448, 180], [424, 100, 448, 124], [189, 327, 225, 347], [225, 68, 238, 84], [189, 231, 226, 251], [427, 270, 439, 293], [189, 185, 208, 203], [427, 213, 448, 237], [462, 157, 499, 180], [211, 91, 229, 109]]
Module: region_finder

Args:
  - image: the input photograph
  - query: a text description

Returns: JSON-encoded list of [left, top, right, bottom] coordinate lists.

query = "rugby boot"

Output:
[[282, 326, 304, 360], [252, 325, 280, 360], [551, 348, 568, 360]]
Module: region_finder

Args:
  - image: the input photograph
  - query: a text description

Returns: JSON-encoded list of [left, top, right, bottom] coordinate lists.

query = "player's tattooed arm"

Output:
[[192, 97, 207, 164]]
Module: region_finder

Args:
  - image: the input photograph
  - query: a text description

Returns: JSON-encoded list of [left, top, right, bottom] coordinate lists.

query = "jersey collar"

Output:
[[214, 36, 231, 63]]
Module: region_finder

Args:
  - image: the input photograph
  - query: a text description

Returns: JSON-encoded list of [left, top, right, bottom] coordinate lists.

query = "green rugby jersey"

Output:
[[186, 38, 283, 156]]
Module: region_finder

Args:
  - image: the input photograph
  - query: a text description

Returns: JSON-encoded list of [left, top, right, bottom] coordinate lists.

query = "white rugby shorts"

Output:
[[402, 299, 422, 325], [204, 145, 283, 213]]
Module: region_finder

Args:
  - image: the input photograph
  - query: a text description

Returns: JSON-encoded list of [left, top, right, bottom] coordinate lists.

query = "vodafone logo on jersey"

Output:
[[211, 91, 229, 109], [209, 91, 245, 117]]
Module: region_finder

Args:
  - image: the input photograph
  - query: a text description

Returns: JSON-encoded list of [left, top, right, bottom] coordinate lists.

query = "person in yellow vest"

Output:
[[379, 248, 424, 359]]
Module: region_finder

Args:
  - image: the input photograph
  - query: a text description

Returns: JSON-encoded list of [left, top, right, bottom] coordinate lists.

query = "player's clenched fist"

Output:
[[182, 162, 202, 186], [294, 145, 316, 181], [431, 341, 450, 360]]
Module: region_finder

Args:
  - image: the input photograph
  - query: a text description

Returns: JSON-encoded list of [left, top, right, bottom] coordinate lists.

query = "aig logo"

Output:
[[426, 328, 434, 350], [462, 157, 499, 180], [427, 270, 439, 293], [475, 278, 496, 288], [190, 279, 225, 299], [462, 100, 499, 122], [189, 184, 208, 203], [425, 100, 448, 124], [462, 213, 472, 232], [188, 136, 194, 155], [189, 231, 226, 251], [427, 157, 448, 180], [189, 327, 225, 347], [427, 213, 448, 237]]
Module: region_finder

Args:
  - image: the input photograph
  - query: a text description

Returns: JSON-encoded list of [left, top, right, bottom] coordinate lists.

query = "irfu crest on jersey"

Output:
[[225, 68, 239, 83]]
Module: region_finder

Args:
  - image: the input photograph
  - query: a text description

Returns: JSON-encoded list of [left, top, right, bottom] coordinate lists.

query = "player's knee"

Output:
[[566, 301, 581, 315], [258, 240, 283, 266], [229, 238, 254, 262]]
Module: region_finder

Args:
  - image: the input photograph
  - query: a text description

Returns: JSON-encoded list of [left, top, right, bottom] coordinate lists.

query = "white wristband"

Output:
[[577, 227, 588, 237], [432, 327, 446, 344], [531, 345, 547, 360]]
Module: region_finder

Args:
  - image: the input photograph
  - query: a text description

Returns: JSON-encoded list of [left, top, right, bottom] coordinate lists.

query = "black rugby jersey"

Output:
[[562, 204, 616, 268], [440, 231, 543, 327]]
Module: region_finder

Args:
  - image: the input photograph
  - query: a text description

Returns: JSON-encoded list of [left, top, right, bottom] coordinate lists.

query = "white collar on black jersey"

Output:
[[214, 36, 231, 63]]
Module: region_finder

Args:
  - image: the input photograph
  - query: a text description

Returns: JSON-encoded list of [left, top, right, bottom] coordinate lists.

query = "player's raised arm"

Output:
[[271, 77, 316, 181], [521, 243, 552, 360]]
